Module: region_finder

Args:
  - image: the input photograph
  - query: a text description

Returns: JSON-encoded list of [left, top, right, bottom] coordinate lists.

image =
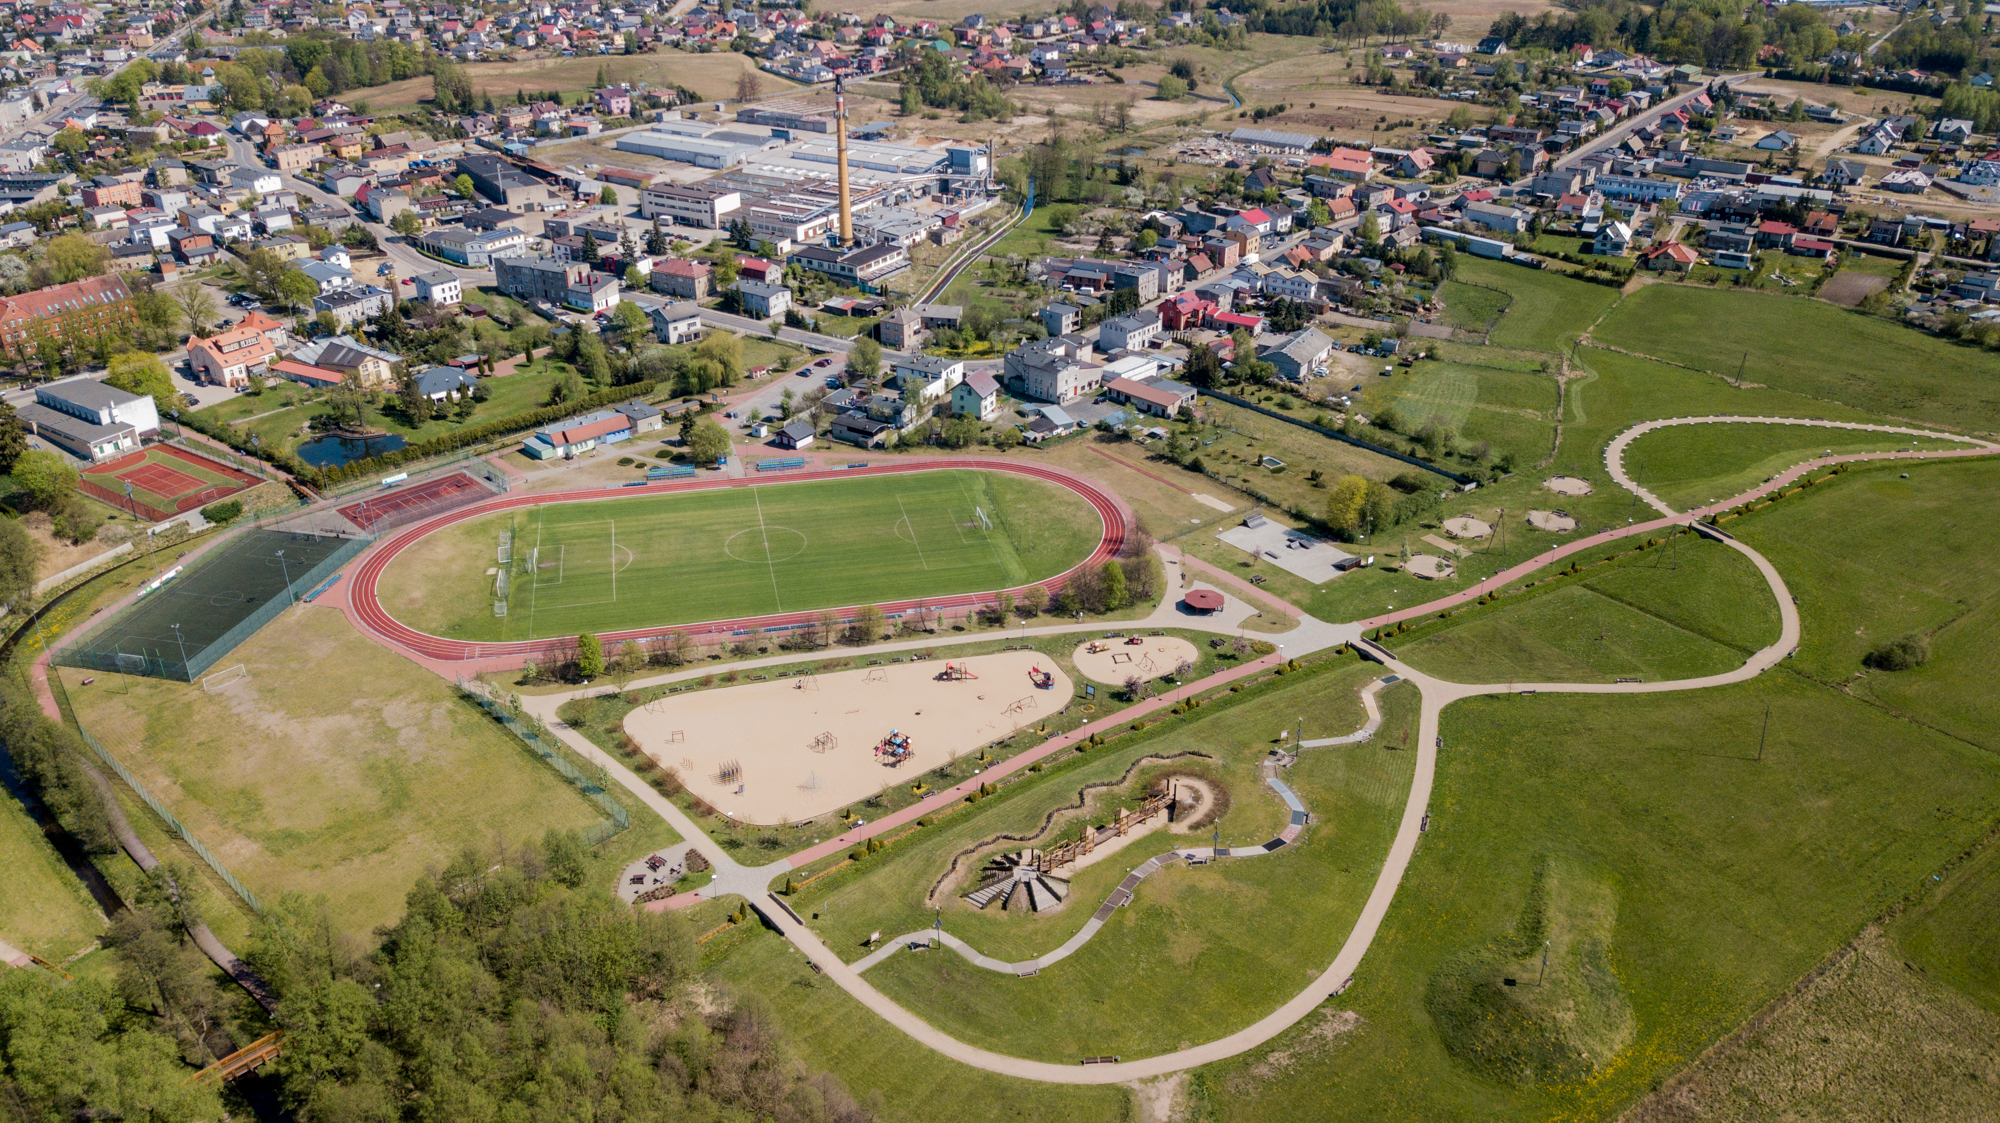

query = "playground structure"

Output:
[[714, 759, 742, 786], [795, 673, 819, 691], [935, 662, 979, 682], [964, 792, 1175, 912], [1071, 635, 1202, 686], [1028, 666, 1054, 689], [876, 729, 913, 767], [622, 651, 1073, 824], [808, 731, 837, 754]]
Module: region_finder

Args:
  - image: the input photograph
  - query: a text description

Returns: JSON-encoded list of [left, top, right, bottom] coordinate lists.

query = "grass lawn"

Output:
[[1892, 836, 2000, 1016], [0, 797, 104, 962], [377, 468, 1102, 641], [59, 608, 649, 936], [1454, 256, 1622, 353], [1730, 457, 2000, 751], [769, 658, 1415, 1062], [1620, 421, 1977, 513], [1592, 284, 2000, 431], [1186, 398, 1424, 510], [192, 366, 571, 456], [1359, 355, 1558, 469], [1438, 279, 1509, 333], [708, 930, 1134, 1123], [1191, 449, 2000, 1122], [1389, 532, 1779, 683]]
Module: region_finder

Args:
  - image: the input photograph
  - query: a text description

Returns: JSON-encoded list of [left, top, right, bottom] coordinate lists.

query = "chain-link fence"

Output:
[[458, 680, 628, 846]]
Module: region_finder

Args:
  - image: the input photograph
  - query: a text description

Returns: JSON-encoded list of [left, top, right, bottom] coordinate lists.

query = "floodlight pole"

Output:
[[1538, 939, 1549, 985], [276, 549, 294, 605], [170, 623, 188, 668], [1756, 703, 1770, 761]]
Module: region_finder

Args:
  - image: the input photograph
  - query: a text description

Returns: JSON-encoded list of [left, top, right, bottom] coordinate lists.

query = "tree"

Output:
[[900, 83, 920, 115], [1360, 211, 1381, 248], [1100, 560, 1129, 610], [11, 449, 81, 513], [1325, 473, 1370, 533], [105, 352, 177, 418], [173, 284, 217, 337], [390, 210, 421, 237], [1183, 342, 1223, 389], [847, 603, 886, 645], [611, 301, 648, 333], [50, 127, 86, 161], [736, 69, 762, 103], [0, 515, 38, 610], [576, 633, 605, 677], [0, 401, 24, 474], [1155, 74, 1187, 100], [581, 230, 600, 265], [453, 173, 477, 200], [277, 268, 317, 313], [44, 233, 109, 284], [599, 185, 618, 206], [848, 337, 882, 380], [398, 373, 434, 424], [687, 419, 730, 464]]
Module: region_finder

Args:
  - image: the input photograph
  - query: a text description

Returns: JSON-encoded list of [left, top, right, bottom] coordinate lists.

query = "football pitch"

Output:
[[375, 469, 1104, 641]]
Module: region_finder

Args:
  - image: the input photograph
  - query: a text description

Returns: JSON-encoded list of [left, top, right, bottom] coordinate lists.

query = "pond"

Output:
[[296, 432, 408, 468]]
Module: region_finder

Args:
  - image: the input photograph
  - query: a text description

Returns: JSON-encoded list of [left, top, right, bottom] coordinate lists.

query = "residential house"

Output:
[[313, 285, 395, 328], [650, 302, 705, 345], [1099, 308, 1162, 352], [951, 370, 1001, 421], [729, 279, 792, 319], [411, 270, 462, 307], [648, 257, 711, 299], [1259, 327, 1334, 381]]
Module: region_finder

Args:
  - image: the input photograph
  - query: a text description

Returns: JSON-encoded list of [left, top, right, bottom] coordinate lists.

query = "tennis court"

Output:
[[79, 445, 262, 522], [57, 527, 370, 682]]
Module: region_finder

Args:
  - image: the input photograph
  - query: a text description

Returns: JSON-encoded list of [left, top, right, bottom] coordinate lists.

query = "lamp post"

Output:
[[276, 549, 294, 605], [169, 623, 188, 670]]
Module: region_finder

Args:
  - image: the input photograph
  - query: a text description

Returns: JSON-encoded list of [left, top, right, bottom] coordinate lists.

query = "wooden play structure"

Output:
[[808, 731, 836, 754], [935, 662, 979, 681], [1027, 666, 1054, 689], [714, 759, 742, 786], [864, 667, 888, 683], [1029, 792, 1173, 874], [875, 729, 913, 767], [794, 673, 819, 691]]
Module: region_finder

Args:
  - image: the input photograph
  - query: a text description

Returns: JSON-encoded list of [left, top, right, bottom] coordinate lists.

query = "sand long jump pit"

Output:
[[624, 651, 1073, 825]]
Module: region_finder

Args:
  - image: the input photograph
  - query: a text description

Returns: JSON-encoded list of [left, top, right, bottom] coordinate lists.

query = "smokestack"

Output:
[[834, 74, 853, 247]]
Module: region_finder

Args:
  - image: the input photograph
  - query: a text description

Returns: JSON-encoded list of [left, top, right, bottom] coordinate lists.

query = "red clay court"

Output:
[[80, 445, 263, 522], [338, 472, 497, 532]]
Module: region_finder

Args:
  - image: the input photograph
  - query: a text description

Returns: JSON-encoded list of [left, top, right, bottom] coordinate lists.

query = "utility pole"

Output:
[[1538, 939, 1550, 985], [1756, 702, 1770, 761]]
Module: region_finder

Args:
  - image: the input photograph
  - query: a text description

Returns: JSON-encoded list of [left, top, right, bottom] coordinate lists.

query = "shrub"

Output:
[[200, 499, 245, 524], [1864, 634, 1929, 671]]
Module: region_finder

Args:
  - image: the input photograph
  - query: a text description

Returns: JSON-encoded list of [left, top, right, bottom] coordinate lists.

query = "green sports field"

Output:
[[376, 469, 1103, 641]]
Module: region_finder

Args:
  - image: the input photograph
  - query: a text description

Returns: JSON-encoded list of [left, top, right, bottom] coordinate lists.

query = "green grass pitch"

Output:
[[377, 469, 1102, 641]]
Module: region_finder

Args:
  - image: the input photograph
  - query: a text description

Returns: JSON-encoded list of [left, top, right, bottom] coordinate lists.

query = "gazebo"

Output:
[[1182, 589, 1226, 614]]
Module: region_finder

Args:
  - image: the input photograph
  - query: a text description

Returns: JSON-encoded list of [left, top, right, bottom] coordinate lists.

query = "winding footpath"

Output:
[[584, 417, 1994, 1085]]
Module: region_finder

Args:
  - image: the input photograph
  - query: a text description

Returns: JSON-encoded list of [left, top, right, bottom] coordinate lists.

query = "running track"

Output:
[[346, 459, 1134, 662]]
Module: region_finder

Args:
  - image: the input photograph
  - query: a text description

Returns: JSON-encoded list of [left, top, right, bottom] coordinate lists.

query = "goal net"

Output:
[[201, 664, 249, 693]]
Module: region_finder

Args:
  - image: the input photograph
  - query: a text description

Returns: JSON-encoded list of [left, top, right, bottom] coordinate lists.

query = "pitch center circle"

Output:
[[724, 526, 809, 563]]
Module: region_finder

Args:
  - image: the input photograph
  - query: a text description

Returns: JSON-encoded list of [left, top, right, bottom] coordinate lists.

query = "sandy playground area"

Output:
[[1071, 636, 1201, 685], [1406, 554, 1456, 579], [1544, 475, 1595, 496], [1528, 510, 1578, 532], [625, 651, 1073, 825], [1442, 516, 1492, 539]]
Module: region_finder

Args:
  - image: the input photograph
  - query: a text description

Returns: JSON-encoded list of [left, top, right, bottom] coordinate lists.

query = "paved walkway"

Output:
[[606, 418, 1994, 1085]]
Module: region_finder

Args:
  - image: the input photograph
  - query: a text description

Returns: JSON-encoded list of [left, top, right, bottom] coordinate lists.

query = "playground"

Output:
[[623, 651, 1074, 824], [1069, 636, 1201, 686]]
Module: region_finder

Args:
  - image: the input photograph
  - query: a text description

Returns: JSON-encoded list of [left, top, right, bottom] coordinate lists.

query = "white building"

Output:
[[411, 270, 463, 307]]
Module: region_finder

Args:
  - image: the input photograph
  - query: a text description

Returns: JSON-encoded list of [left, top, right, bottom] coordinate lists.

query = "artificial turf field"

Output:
[[376, 469, 1102, 641]]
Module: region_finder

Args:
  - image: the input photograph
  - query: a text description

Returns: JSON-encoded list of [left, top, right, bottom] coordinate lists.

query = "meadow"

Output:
[[59, 608, 670, 936], [377, 469, 1103, 641], [1452, 256, 1622, 353], [1618, 421, 1976, 513], [1591, 284, 2000, 431], [0, 795, 104, 963]]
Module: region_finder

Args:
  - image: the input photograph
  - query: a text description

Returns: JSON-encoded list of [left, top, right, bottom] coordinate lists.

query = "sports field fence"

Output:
[[319, 446, 514, 499], [44, 672, 265, 913], [55, 530, 374, 683], [457, 678, 629, 847]]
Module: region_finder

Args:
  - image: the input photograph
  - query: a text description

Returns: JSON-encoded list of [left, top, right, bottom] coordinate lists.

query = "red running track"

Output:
[[346, 459, 1133, 663]]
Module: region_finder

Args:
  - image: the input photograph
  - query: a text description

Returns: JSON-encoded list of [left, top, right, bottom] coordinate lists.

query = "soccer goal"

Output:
[[201, 664, 249, 693], [974, 506, 993, 531]]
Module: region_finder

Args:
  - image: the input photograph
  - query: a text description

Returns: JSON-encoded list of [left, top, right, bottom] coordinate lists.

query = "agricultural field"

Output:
[[361, 48, 790, 109], [1592, 284, 2000, 431], [376, 469, 1103, 641], [58, 608, 665, 935]]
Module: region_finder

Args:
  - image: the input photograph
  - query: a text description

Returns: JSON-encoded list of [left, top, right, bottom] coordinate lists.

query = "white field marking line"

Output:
[[895, 494, 931, 571], [752, 485, 784, 612], [528, 512, 544, 640], [608, 519, 616, 603]]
